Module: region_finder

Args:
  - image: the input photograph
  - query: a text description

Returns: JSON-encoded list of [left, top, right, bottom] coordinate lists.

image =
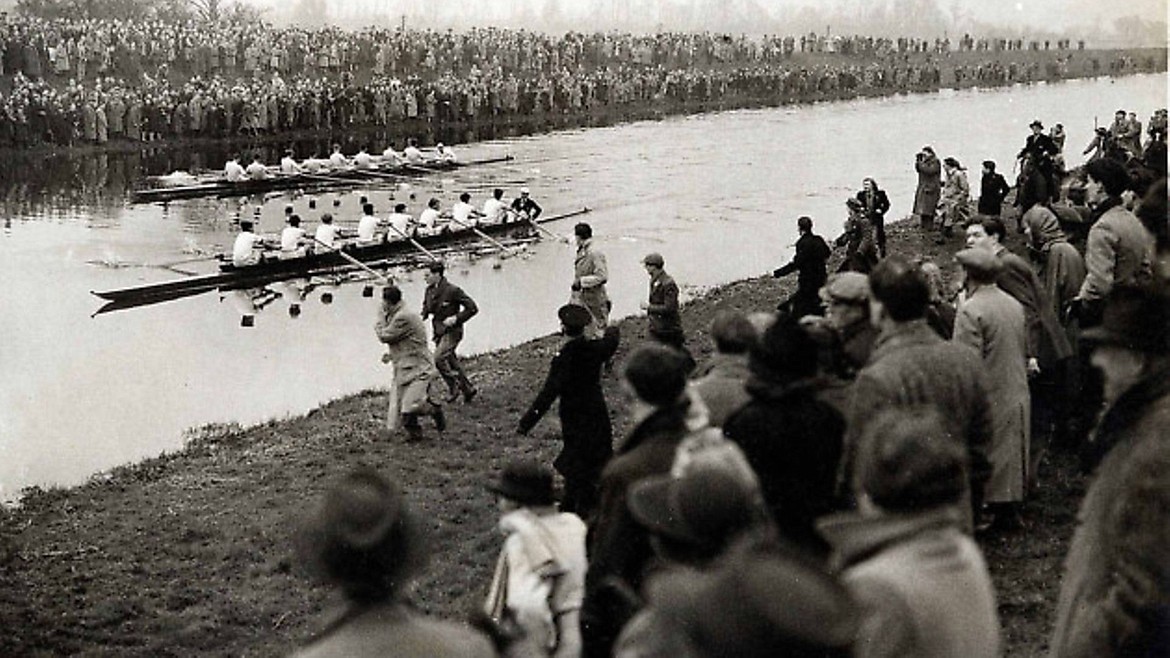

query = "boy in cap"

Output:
[[485, 460, 586, 658], [801, 272, 878, 381], [518, 304, 621, 517]]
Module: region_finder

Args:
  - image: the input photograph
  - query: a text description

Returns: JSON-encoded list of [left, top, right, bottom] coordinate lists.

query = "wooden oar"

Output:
[[447, 216, 518, 260], [311, 237, 391, 297], [512, 207, 592, 243], [384, 223, 441, 262]]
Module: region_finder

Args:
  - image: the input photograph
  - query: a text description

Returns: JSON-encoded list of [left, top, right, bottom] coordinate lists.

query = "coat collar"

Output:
[[868, 319, 940, 363], [1084, 361, 1170, 470], [817, 505, 965, 570], [620, 403, 688, 454]]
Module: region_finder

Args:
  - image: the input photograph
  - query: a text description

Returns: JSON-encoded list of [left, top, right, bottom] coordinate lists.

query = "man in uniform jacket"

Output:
[[421, 261, 479, 403], [774, 215, 832, 319], [978, 160, 1012, 217], [518, 304, 620, 518]]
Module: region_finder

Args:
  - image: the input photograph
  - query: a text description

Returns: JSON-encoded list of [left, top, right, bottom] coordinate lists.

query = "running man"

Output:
[[422, 262, 479, 403]]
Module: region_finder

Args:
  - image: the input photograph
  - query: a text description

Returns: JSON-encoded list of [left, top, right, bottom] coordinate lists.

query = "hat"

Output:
[[558, 303, 593, 330], [853, 408, 968, 512], [301, 467, 405, 553], [520, 187, 530, 195], [956, 248, 1002, 277], [1030, 119, 1043, 129], [488, 460, 556, 506], [642, 252, 664, 267], [1081, 284, 1170, 354], [647, 544, 858, 657], [820, 272, 870, 304], [628, 465, 761, 550], [845, 197, 863, 210]]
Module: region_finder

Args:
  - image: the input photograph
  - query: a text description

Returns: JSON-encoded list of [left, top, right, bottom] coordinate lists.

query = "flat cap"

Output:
[[956, 248, 1003, 276], [820, 272, 870, 304], [642, 252, 664, 267]]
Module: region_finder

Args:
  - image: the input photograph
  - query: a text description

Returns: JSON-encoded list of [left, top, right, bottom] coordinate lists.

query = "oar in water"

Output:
[[512, 207, 592, 243], [384, 223, 441, 263], [446, 216, 521, 267], [311, 237, 392, 297]]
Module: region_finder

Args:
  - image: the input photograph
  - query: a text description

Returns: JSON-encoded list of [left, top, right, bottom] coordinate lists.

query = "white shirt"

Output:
[[315, 224, 340, 248], [245, 161, 269, 179], [353, 151, 373, 169], [232, 231, 261, 266], [435, 147, 457, 162], [482, 198, 506, 225], [280, 226, 306, 251], [224, 160, 246, 182], [418, 207, 441, 231], [403, 146, 426, 164], [302, 158, 324, 173], [357, 214, 380, 242], [280, 156, 301, 174], [382, 147, 403, 165], [452, 201, 476, 227], [386, 212, 413, 238], [328, 152, 348, 168]]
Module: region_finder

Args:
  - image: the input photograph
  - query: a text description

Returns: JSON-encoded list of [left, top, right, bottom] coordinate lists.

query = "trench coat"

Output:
[[572, 238, 610, 338], [376, 301, 441, 417], [913, 152, 942, 217], [953, 285, 1030, 504]]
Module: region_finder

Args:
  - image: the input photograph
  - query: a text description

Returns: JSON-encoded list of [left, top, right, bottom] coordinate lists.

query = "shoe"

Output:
[[445, 389, 461, 403], [463, 388, 478, 404], [432, 409, 447, 433]]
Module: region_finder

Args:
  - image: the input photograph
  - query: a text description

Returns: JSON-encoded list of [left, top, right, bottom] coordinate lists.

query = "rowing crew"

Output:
[[223, 139, 458, 182], [230, 188, 544, 267]]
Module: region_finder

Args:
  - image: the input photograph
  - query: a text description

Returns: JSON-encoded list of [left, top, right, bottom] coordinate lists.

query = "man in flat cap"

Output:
[[640, 252, 693, 369], [817, 272, 879, 380], [954, 248, 1030, 531], [518, 304, 621, 518]]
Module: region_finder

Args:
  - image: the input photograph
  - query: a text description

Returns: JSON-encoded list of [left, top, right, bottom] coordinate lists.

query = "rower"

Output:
[[280, 148, 303, 174], [302, 152, 326, 173], [451, 192, 483, 228], [382, 143, 405, 166], [224, 154, 247, 182], [280, 214, 309, 258], [314, 213, 343, 248], [511, 187, 543, 221], [245, 154, 270, 180], [357, 203, 382, 243], [353, 147, 374, 170], [232, 219, 265, 267], [386, 203, 413, 239], [434, 142, 457, 163], [482, 188, 507, 225], [328, 143, 349, 169], [418, 198, 443, 235], [403, 138, 426, 164]]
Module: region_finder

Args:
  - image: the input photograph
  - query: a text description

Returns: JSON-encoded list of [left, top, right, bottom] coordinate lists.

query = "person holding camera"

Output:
[[913, 146, 942, 232]]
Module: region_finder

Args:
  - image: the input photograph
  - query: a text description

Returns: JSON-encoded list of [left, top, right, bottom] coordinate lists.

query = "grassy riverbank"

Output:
[[0, 216, 1084, 656]]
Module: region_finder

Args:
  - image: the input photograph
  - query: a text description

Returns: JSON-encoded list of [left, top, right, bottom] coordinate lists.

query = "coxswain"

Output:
[[314, 213, 342, 248], [224, 154, 247, 182], [451, 192, 482, 228], [245, 154, 269, 180], [357, 203, 382, 243], [434, 142, 457, 163], [403, 138, 426, 164], [280, 214, 309, 258], [386, 203, 413, 239], [328, 143, 349, 169], [511, 187, 543, 221], [232, 219, 265, 267], [418, 198, 443, 235], [482, 188, 508, 225], [280, 148, 303, 174], [353, 147, 374, 170]]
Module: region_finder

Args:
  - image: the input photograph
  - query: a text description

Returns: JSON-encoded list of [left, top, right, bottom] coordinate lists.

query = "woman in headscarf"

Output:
[[1021, 204, 1087, 332]]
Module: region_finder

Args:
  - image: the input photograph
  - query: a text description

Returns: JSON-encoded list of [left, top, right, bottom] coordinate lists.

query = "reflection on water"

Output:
[[1, 74, 1165, 500]]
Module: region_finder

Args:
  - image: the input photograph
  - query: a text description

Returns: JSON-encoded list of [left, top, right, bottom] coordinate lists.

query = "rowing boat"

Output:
[[131, 155, 514, 204], [91, 207, 591, 315]]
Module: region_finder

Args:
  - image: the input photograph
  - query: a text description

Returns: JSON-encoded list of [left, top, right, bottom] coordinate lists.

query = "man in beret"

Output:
[[1050, 284, 1170, 658], [954, 248, 1029, 530], [518, 304, 620, 518]]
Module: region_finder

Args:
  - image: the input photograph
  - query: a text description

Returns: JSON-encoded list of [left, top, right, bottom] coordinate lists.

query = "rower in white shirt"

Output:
[[382, 144, 405, 166], [224, 155, 247, 182], [353, 148, 374, 170], [280, 148, 303, 174], [302, 154, 326, 173], [314, 213, 343, 248], [244, 155, 270, 180], [232, 219, 265, 267], [450, 192, 482, 228], [357, 203, 382, 243], [403, 138, 426, 164], [328, 143, 349, 169], [280, 214, 308, 258], [386, 203, 414, 240], [481, 188, 507, 225], [434, 142, 457, 163], [417, 198, 443, 235]]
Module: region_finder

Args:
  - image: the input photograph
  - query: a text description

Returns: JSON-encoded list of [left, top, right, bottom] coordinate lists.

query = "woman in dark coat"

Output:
[[856, 177, 891, 257]]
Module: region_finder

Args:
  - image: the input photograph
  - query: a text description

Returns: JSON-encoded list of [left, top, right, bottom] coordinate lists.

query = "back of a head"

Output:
[[869, 256, 930, 322], [1136, 178, 1168, 250], [854, 408, 968, 513], [382, 285, 403, 305], [710, 309, 759, 355], [574, 222, 592, 240], [749, 312, 818, 383], [363, 203, 374, 215], [459, 192, 471, 203], [796, 215, 813, 233], [394, 203, 407, 213], [1084, 158, 1131, 198], [624, 343, 691, 407]]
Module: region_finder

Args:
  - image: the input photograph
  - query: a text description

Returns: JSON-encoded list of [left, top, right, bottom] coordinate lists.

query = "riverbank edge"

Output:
[[0, 46, 1163, 160], [0, 215, 1085, 656]]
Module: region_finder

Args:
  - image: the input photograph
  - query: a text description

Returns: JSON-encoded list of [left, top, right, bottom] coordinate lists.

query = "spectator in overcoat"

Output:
[[913, 146, 942, 230]]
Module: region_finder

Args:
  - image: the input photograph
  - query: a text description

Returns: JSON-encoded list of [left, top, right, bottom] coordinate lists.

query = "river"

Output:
[[0, 73, 1163, 500]]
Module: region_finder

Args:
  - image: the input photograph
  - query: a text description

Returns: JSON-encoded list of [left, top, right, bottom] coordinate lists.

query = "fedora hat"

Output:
[[1081, 284, 1170, 354], [488, 460, 556, 506]]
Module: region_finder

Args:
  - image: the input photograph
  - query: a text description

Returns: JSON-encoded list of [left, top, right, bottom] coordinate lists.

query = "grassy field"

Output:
[[0, 216, 1086, 656]]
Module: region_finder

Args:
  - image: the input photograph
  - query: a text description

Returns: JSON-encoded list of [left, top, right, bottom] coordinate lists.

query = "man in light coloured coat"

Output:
[[375, 285, 445, 441], [953, 249, 1030, 513], [571, 222, 610, 339]]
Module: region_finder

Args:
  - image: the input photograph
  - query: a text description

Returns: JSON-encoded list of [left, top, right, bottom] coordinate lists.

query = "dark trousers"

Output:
[[434, 332, 474, 396]]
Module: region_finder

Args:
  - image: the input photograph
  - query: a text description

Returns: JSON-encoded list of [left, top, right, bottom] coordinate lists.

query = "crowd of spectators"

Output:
[[0, 13, 1162, 149]]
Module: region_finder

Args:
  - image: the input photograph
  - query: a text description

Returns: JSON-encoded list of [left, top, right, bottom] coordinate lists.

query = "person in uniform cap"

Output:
[[518, 304, 621, 517], [1050, 283, 1170, 658], [511, 186, 543, 221], [640, 252, 692, 368], [836, 197, 879, 273]]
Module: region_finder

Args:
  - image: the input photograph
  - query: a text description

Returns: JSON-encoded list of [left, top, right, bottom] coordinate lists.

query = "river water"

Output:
[[0, 74, 1163, 500]]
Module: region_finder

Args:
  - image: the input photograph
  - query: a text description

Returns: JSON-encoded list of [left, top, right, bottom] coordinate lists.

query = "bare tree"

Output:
[[188, 0, 222, 22]]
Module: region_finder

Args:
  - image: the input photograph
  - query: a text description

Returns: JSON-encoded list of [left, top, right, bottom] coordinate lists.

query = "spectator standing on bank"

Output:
[[938, 157, 970, 243], [818, 408, 1002, 658], [856, 178, 891, 257], [913, 146, 942, 231], [484, 460, 587, 658], [800, 273, 879, 383], [571, 222, 610, 339], [376, 285, 446, 441], [1050, 284, 1170, 658], [422, 261, 479, 404], [639, 252, 692, 368], [837, 197, 880, 274], [773, 215, 832, 318], [978, 160, 1012, 218], [518, 305, 621, 518], [292, 468, 495, 658]]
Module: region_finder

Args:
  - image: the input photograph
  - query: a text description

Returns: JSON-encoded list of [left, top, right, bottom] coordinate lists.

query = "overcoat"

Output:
[[913, 152, 942, 217], [376, 301, 441, 415]]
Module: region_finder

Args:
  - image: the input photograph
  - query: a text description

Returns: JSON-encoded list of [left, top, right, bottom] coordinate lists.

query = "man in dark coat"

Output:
[[581, 344, 695, 658], [518, 304, 620, 518], [845, 257, 994, 528], [1050, 284, 1170, 658], [978, 160, 1012, 217], [774, 215, 832, 318], [1018, 119, 1060, 199], [421, 261, 479, 403], [723, 313, 846, 559], [639, 252, 691, 368], [914, 146, 942, 230]]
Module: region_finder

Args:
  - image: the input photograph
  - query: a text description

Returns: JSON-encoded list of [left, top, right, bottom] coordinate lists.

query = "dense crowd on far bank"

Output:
[[0, 12, 1164, 149]]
